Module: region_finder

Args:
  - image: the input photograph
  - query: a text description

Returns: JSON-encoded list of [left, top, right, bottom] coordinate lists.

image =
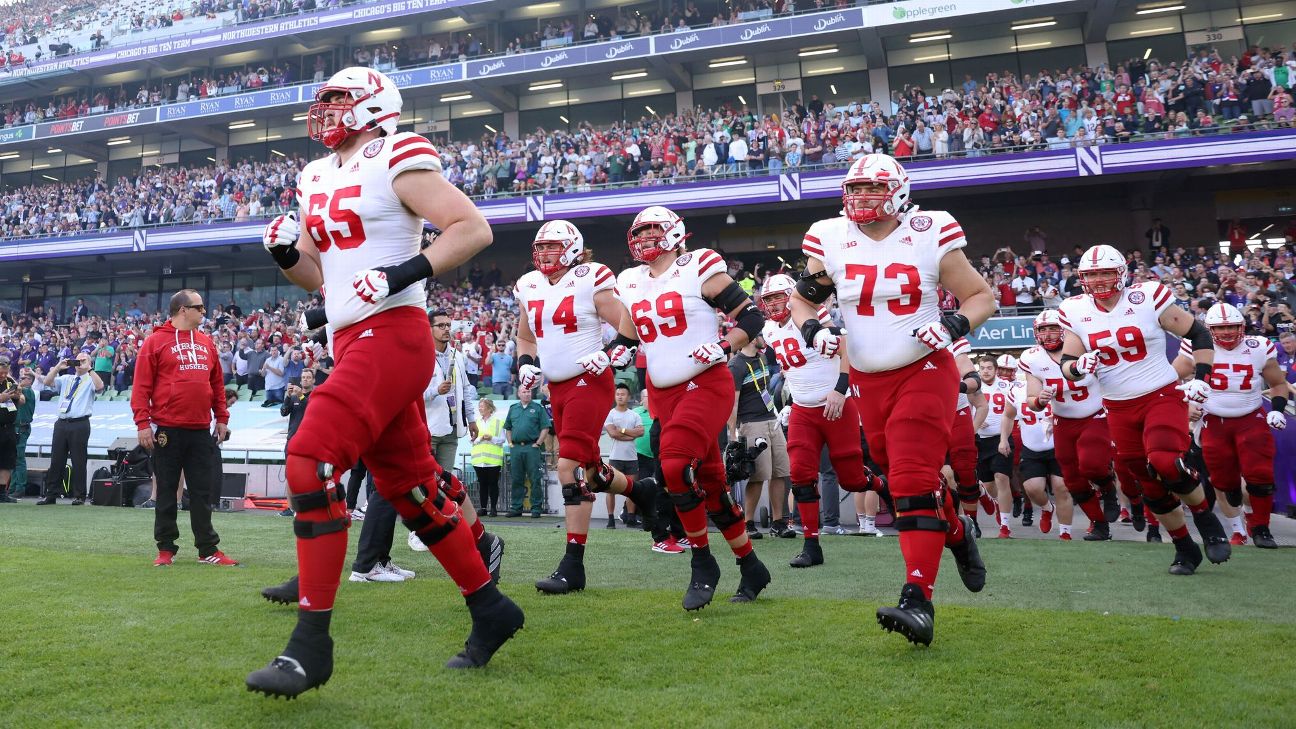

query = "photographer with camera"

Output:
[[5, 370, 36, 501], [728, 334, 794, 539], [132, 290, 238, 567], [0, 361, 25, 503], [36, 352, 104, 505]]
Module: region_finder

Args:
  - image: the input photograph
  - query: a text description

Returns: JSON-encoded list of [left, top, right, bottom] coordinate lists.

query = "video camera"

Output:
[[724, 436, 769, 485]]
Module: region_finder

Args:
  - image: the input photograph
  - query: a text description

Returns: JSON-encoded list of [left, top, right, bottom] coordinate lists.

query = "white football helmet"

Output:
[[1077, 244, 1128, 303], [627, 205, 689, 263], [308, 67, 403, 149], [1033, 309, 1064, 351], [1204, 302, 1245, 349], [995, 353, 1019, 381], [532, 219, 584, 275], [841, 153, 911, 225], [759, 273, 796, 324]]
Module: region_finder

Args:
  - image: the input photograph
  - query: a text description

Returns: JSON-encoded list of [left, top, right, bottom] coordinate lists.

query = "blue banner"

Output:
[[34, 108, 158, 139], [967, 316, 1036, 350], [0, 125, 33, 143], [160, 87, 300, 123]]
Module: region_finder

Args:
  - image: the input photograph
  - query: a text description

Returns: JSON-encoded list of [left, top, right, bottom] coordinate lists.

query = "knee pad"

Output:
[[584, 461, 615, 493], [439, 469, 467, 504], [1143, 493, 1181, 515], [1148, 456, 1197, 495], [955, 481, 979, 503], [664, 457, 705, 512], [841, 468, 886, 494], [891, 493, 947, 533], [1246, 483, 1275, 498], [1221, 487, 1242, 508], [561, 481, 594, 506], [791, 482, 820, 504], [285, 455, 350, 539], [707, 488, 745, 530], [396, 483, 462, 547]]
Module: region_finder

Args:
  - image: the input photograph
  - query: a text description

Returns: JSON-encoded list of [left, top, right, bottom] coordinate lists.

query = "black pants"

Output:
[[474, 465, 501, 514], [644, 425, 684, 543], [153, 426, 221, 557], [346, 459, 368, 510], [43, 417, 90, 499], [352, 474, 398, 573]]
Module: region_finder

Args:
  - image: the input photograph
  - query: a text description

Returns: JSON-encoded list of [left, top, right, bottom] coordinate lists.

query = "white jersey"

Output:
[[1017, 345, 1103, 419], [1009, 381, 1054, 452], [763, 307, 838, 407], [976, 377, 1014, 438], [802, 208, 966, 373], [298, 132, 442, 331], [1178, 336, 1275, 418], [617, 248, 727, 388], [1057, 282, 1177, 401], [515, 263, 616, 383], [952, 337, 972, 411]]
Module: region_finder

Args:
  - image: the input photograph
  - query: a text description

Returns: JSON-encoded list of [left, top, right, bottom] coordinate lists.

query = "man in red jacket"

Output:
[[132, 289, 239, 567]]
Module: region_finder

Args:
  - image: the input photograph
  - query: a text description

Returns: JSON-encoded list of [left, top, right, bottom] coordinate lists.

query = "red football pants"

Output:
[[1053, 413, 1115, 496], [787, 399, 869, 489], [288, 306, 489, 609], [1104, 383, 1190, 509], [549, 369, 615, 464], [851, 351, 961, 598], [947, 406, 978, 492], [1201, 409, 1275, 491], [648, 364, 739, 549]]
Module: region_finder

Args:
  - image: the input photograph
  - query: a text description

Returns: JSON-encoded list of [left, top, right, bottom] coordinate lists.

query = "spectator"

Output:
[[603, 383, 644, 529], [131, 289, 236, 566], [261, 344, 287, 406], [424, 309, 477, 475], [471, 398, 505, 518], [1010, 268, 1038, 311], [1277, 332, 1296, 384], [728, 333, 793, 539], [504, 385, 551, 518], [0, 363, 24, 503], [489, 342, 514, 398], [37, 351, 102, 505], [5, 370, 36, 500], [242, 339, 269, 396]]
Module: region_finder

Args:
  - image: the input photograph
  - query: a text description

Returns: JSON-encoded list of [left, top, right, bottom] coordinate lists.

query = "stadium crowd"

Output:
[[5, 49, 1296, 240]]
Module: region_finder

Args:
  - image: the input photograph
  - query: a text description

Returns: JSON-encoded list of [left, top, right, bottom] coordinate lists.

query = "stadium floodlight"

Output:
[[738, 95, 747, 105], [611, 70, 648, 80], [484, 124, 497, 133], [645, 105, 656, 115], [1135, 4, 1184, 15], [913, 53, 951, 62], [1129, 26, 1175, 35], [228, 120, 256, 129], [1239, 13, 1283, 22], [798, 46, 838, 57], [529, 81, 564, 91], [106, 137, 132, 146], [805, 66, 845, 75], [709, 57, 747, 68], [440, 93, 473, 102], [628, 87, 663, 96], [42, 174, 59, 181], [1011, 19, 1056, 31], [559, 115, 569, 123], [909, 33, 952, 43], [548, 98, 579, 105], [46, 147, 61, 153], [1012, 41, 1053, 50]]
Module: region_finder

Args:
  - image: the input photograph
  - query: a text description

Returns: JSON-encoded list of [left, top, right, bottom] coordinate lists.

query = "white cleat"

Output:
[[407, 530, 429, 552], [379, 561, 416, 579]]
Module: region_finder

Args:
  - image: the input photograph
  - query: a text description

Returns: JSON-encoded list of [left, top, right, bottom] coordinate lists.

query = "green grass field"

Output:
[[2, 503, 1294, 728]]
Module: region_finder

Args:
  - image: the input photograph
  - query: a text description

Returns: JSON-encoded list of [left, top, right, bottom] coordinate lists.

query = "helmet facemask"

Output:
[[1079, 269, 1123, 302], [1035, 324, 1063, 351], [531, 241, 567, 276], [1209, 324, 1244, 350], [842, 181, 899, 225], [760, 291, 791, 324], [628, 223, 668, 263]]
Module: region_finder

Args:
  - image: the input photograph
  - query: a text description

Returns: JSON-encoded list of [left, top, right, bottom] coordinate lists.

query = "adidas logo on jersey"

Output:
[[923, 361, 937, 371], [358, 329, 374, 339], [686, 381, 699, 391], [900, 236, 913, 246], [350, 162, 360, 172], [576, 379, 587, 387], [1124, 308, 1134, 315], [566, 281, 576, 288]]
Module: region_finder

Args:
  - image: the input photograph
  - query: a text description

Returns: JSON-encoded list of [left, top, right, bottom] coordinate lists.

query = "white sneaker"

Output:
[[857, 523, 884, 537], [349, 565, 404, 582], [379, 561, 416, 579], [407, 530, 429, 552], [820, 525, 850, 536], [350, 508, 366, 521]]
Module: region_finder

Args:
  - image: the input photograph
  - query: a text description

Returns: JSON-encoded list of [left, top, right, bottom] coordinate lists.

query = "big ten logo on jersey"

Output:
[[526, 296, 577, 337], [769, 336, 808, 369], [631, 292, 687, 342], [1086, 326, 1146, 366], [304, 186, 365, 252], [843, 262, 921, 316]]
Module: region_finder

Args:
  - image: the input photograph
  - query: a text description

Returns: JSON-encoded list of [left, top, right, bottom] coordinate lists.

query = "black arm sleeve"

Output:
[[703, 281, 750, 314], [518, 354, 538, 370], [732, 302, 765, 341], [1186, 320, 1212, 351], [377, 253, 435, 295], [795, 269, 834, 304], [605, 333, 638, 353], [940, 312, 971, 340], [303, 307, 328, 330]]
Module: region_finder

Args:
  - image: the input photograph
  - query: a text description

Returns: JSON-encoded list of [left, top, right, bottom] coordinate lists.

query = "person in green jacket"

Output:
[[9, 370, 36, 499], [504, 387, 551, 517]]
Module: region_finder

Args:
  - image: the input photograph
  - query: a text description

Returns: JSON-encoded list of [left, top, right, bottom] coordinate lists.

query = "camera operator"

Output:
[[0, 362, 24, 503], [728, 334, 793, 539], [132, 290, 238, 566], [36, 353, 103, 505], [6, 369, 36, 501]]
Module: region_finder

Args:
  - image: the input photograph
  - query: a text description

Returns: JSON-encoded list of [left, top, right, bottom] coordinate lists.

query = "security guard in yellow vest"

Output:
[[470, 399, 505, 517]]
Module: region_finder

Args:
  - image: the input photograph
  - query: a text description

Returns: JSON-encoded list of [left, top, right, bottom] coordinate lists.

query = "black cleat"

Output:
[[770, 518, 797, 539], [1146, 525, 1162, 543], [1101, 489, 1121, 524], [1192, 511, 1231, 564], [246, 655, 331, 699], [446, 585, 525, 669], [1250, 525, 1278, 550], [477, 531, 504, 584], [625, 476, 659, 518], [789, 539, 824, 568], [729, 552, 771, 603], [535, 556, 585, 594], [1169, 537, 1203, 576], [1021, 507, 1034, 528], [1011, 496, 1023, 519], [876, 583, 936, 646], [947, 516, 986, 593], [1083, 519, 1112, 541], [1131, 506, 1146, 532], [261, 575, 300, 605], [682, 551, 722, 611], [744, 520, 763, 540]]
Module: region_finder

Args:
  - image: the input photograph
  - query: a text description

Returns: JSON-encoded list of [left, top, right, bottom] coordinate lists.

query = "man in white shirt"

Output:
[[602, 383, 645, 529], [262, 345, 287, 406], [37, 353, 103, 505], [729, 135, 749, 175], [424, 309, 478, 474], [1010, 269, 1037, 311]]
